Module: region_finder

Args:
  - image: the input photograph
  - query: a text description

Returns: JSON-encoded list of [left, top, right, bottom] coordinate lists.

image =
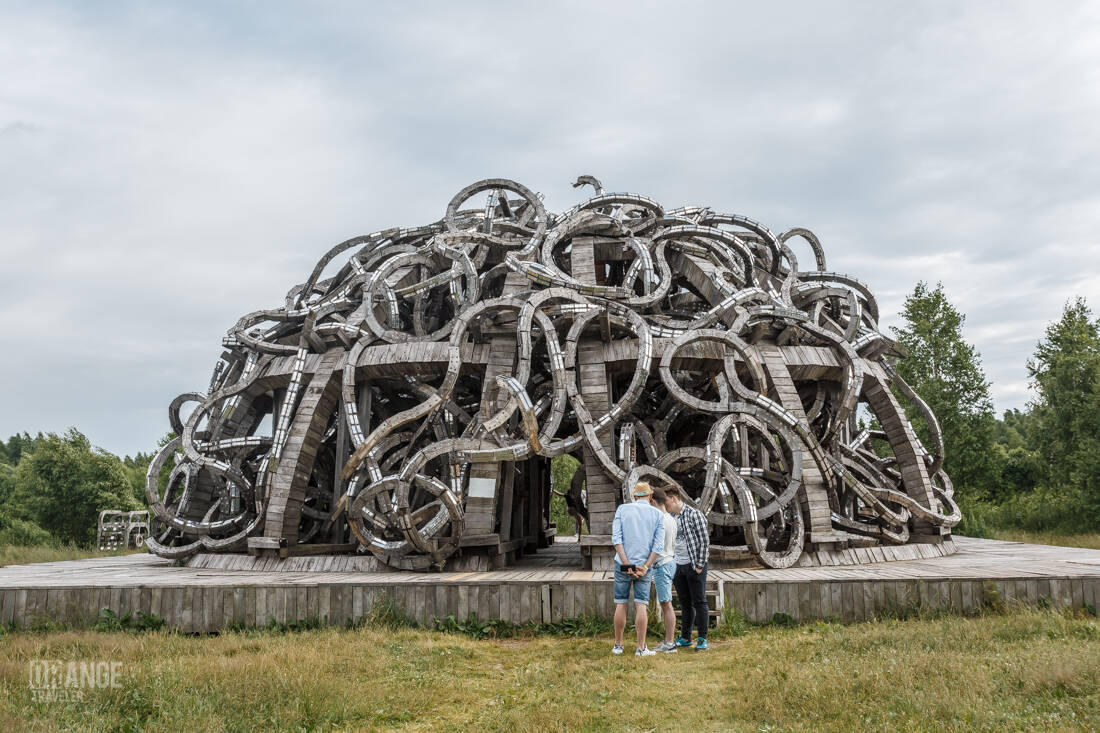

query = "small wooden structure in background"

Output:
[[97, 510, 149, 551], [144, 176, 960, 572]]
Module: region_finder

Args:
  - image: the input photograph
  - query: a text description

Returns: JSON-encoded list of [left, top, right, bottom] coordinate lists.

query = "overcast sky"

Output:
[[1, 1, 1098, 458]]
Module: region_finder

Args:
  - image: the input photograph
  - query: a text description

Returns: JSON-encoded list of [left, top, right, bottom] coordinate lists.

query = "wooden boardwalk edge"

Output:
[[1, 537, 1097, 632], [1, 577, 1096, 632]]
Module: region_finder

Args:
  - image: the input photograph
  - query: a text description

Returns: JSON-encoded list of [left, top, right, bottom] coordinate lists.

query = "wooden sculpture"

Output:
[[145, 176, 960, 571]]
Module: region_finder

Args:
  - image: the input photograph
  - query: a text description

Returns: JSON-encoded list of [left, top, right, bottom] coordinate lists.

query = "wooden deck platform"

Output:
[[1, 537, 1096, 632]]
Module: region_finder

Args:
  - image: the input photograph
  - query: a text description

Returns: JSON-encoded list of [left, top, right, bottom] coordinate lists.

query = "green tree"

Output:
[[0, 512, 55, 546], [1026, 297, 1100, 528], [891, 282, 998, 498], [994, 445, 1042, 497], [992, 408, 1034, 451], [989, 409, 1042, 499], [7, 429, 139, 545], [121, 431, 177, 505], [549, 454, 582, 535], [0, 460, 16, 513], [1, 432, 44, 466]]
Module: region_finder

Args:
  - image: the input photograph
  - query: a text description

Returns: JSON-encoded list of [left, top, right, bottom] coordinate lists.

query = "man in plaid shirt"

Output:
[[662, 486, 711, 650]]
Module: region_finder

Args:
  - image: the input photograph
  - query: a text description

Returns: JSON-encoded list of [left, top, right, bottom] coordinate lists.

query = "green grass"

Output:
[[0, 608, 1095, 732], [986, 530, 1100, 551], [0, 543, 142, 568]]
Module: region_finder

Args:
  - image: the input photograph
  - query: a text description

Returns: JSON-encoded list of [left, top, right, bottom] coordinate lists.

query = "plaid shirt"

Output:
[[676, 503, 710, 569]]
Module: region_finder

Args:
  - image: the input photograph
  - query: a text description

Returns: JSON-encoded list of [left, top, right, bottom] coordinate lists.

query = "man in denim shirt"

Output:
[[610, 482, 665, 657]]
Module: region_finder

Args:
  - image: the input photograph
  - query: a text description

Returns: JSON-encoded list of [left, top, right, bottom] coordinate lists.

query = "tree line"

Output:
[[0, 430, 158, 546], [892, 285, 1098, 536], [1, 286, 1096, 548]]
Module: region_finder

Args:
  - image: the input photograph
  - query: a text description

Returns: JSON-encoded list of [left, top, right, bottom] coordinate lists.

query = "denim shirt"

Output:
[[611, 500, 665, 566]]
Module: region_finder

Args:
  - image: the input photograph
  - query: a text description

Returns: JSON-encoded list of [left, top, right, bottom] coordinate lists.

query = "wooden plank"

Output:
[[861, 581, 874, 621], [951, 580, 968, 613], [829, 582, 842, 620], [840, 582, 855, 622], [149, 587, 163, 624], [204, 587, 218, 632], [1083, 579, 1098, 611], [255, 586, 269, 626], [549, 584, 562, 623], [577, 582, 591, 619], [457, 584, 470, 620], [518, 584, 531, 624], [948, 580, 962, 612], [1048, 578, 1065, 609], [330, 585, 345, 625], [244, 586, 257, 627], [179, 586, 193, 632], [807, 581, 822, 620]]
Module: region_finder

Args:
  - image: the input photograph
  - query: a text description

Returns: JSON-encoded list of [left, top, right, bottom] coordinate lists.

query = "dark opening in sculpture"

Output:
[[146, 176, 961, 571]]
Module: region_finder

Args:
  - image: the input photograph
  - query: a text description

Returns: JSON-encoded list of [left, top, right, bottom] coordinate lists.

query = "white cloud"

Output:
[[1, 1, 1098, 454]]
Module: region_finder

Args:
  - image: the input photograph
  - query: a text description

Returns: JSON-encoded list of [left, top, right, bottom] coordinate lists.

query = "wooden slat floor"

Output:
[[1, 537, 1096, 631]]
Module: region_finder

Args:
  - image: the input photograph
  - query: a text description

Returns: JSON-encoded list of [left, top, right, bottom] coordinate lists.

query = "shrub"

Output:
[[953, 498, 995, 538], [0, 514, 56, 546], [7, 429, 138, 545]]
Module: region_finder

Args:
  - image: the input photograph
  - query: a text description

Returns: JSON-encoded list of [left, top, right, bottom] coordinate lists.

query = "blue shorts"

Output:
[[613, 564, 653, 604], [653, 562, 675, 603]]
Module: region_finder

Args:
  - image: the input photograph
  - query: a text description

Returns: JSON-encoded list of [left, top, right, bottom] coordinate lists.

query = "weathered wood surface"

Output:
[[571, 237, 619, 571], [756, 342, 842, 544], [145, 176, 963, 573], [1, 538, 1095, 631]]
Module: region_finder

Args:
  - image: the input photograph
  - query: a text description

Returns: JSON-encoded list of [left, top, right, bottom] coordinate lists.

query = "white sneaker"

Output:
[[635, 647, 657, 657], [655, 641, 678, 653], [612, 645, 624, 655]]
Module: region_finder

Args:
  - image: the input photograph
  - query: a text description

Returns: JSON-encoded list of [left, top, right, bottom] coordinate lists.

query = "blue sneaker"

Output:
[[673, 637, 693, 648], [694, 638, 708, 651]]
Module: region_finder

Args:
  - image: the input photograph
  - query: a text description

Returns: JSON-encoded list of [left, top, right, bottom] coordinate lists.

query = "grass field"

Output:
[[987, 530, 1100, 550], [0, 608, 1095, 732], [0, 544, 142, 568]]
